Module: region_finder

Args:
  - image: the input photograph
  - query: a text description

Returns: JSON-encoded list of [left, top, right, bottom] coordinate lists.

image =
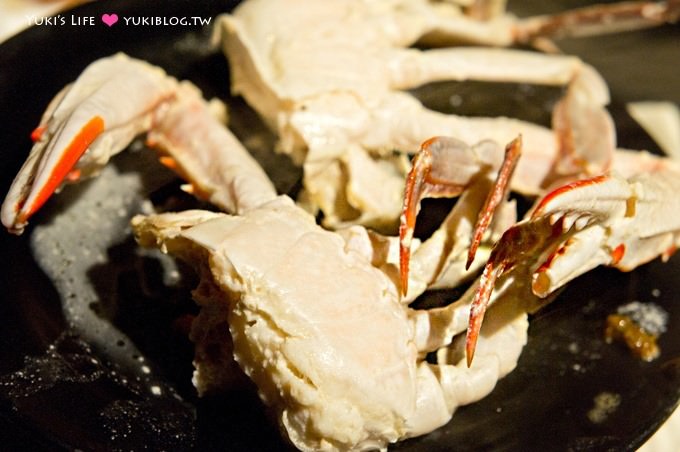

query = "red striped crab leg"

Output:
[[1, 53, 276, 235], [465, 164, 680, 365], [1, 54, 177, 234]]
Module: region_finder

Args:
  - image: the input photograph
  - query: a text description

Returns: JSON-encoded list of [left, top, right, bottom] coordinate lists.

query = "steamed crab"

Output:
[[216, 0, 679, 230], [3, 48, 680, 451], [0, 54, 527, 449]]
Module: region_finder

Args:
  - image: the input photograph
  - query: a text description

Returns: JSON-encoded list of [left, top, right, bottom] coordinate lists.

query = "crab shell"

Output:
[[133, 197, 419, 450], [132, 194, 528, 451]]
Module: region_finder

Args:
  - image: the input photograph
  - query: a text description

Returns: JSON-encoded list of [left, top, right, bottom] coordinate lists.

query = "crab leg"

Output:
[[1, 53, 277, 235], [386, 45, 616, 179], [406, 300, 528, 437], [399, 136, 520, 296], [386, 43, 616, 179], [550, 71, 617, 181], [400, 137, 476, 295], [414, 0, 680, 47], [515, 0, 680, 43], [293, 92, 566, 230], [463, 0, 508, 21], [466, 166, 680, 365], [466, 136, 521, 270], [388, 47, 608, 106], [147, 82, 277, 214], [1, 53, 178, 234]]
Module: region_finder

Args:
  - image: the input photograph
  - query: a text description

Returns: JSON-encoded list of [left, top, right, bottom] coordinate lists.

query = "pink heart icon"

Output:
[[102, 13, 118, 27]]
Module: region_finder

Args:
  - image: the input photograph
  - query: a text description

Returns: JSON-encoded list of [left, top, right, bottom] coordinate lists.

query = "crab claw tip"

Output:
[[2, 115, 105, 234], [466, 260, 503, 367], [465, 331, 478, 368]]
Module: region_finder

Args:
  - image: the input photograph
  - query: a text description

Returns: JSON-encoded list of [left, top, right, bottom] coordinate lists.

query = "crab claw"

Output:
[[465, 175, 627, 365], [1, 53, 178, 234], [465, 216, 557, 367], [2, 115, 105, 234], [399, 136, 520, 296], [466, 166, 680, 365]]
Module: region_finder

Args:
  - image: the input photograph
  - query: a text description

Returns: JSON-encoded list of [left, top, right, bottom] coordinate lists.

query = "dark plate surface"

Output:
[[0, 1, 679, 451]]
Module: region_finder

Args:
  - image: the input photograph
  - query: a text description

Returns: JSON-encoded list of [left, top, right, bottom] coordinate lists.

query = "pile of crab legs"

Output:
[[217, 0, 680, 231], [2, 0, 680, 450]]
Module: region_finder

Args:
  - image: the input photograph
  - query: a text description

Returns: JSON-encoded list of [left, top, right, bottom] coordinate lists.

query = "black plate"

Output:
[[1, 1, 679, 451]]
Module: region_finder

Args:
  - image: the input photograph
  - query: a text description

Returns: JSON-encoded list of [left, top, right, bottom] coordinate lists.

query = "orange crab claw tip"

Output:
[[662, 245, 677, 261], [159, 155, 178, 170], [65, 168, 82, 182], [466, 260, 502, 367], [465, 298, 486, 367], [465, 246, 477, 271], [465, 327, 479, 368], [30, 125, 47, 142], [21, 115, 105, 222]]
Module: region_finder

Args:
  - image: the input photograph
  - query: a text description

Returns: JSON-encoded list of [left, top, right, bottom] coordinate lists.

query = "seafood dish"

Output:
[[2, 0, 679, 450]]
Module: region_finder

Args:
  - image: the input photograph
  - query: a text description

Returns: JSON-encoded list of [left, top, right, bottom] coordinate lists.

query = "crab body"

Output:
[[132, 195, 528, 451], [134, 198, 418, 450]]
